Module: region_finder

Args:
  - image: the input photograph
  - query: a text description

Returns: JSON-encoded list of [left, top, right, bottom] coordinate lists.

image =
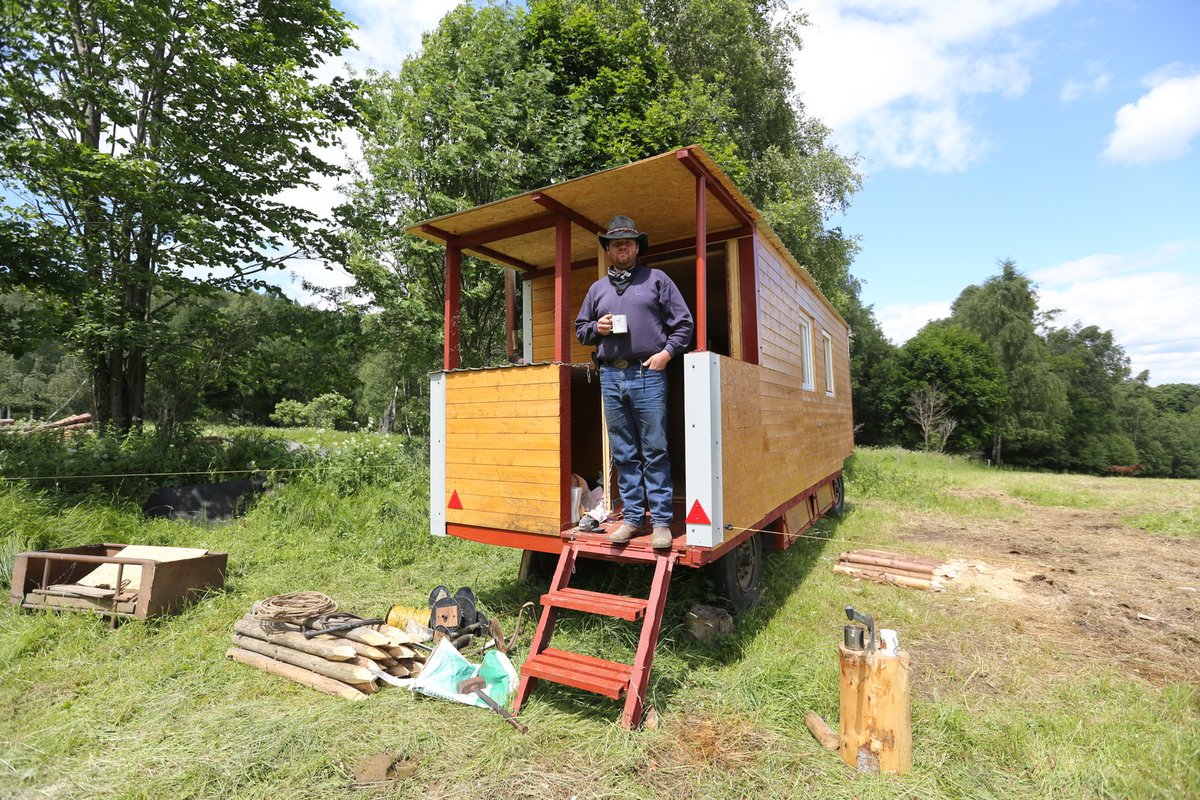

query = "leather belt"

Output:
[[598, 358, 636, 368]]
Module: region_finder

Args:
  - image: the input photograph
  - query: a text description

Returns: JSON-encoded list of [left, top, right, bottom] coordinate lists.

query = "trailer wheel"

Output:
[[828, 475, 846, 517], [712, 533, 762, 612]]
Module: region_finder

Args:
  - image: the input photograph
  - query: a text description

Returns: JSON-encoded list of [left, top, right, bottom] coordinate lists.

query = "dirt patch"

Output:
[[893, 489, 1200, 686]]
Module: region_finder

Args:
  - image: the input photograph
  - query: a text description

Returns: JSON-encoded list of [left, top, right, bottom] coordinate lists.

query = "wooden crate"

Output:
[[9, 543, 227, 619]]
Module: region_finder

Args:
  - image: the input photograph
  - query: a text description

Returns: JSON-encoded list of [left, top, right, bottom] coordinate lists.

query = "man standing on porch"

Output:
[[575, 215, 695, 549]]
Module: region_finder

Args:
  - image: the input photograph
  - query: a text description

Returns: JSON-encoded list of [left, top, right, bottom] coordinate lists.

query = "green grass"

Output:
[[1123, 507, 1200, 538], [1, 442, 1197, 798]]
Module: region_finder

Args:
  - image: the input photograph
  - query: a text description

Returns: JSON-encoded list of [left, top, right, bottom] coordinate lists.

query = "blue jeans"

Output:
[[600, 364, 673, 527]]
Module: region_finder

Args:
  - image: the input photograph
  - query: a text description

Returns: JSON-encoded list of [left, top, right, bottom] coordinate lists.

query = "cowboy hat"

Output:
[[598, 215, 648, 254]]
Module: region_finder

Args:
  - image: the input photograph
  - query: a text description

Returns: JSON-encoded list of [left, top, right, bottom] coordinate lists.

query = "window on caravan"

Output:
[[798, 314, 815, 391], [822, 330, 835, 396]]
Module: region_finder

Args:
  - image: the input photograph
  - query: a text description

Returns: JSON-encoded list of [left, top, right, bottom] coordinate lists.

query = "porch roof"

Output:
[[405, 146, 760, 272]]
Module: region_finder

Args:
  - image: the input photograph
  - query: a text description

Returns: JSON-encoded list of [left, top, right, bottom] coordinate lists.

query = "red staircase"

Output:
[[513, 539, 678, 728]]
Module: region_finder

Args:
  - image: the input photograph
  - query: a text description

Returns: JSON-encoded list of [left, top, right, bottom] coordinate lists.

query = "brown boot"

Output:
[[605, 522, 639, 544], [649, 526, 673, 549]]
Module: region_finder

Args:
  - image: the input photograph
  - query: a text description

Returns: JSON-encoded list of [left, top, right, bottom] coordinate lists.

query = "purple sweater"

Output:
[[575, 264, 695, 361]]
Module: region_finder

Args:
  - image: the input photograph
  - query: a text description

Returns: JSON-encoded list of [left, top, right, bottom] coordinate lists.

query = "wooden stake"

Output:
[[839, 551, 940, 574], [838, 645, 911, 774], [234, 617, 357, 661], [225, 648, 366, 702], [230, 633, 373, 684], [804, 711, 839, 750], [833, 565, 938, 591]]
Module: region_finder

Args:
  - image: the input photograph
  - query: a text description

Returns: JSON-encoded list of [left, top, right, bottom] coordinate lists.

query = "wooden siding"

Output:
[[719, 232, 854, 539], [443, 364, 564, 536], [529, 271, 593, 363]]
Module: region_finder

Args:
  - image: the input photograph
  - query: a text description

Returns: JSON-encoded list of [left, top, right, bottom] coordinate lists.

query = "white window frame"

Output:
[[822, 330, 835, 396], [798, 314, 815, 392]]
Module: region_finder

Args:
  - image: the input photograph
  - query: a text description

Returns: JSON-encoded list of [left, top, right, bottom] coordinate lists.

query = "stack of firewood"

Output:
[[31, 413, 94, 433], [225, 614, 428, 701], [833, 549, 959, 592]]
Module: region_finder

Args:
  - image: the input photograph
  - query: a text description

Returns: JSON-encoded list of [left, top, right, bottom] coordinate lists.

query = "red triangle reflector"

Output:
[[686, 500, 711, 525], [448, 490, 463, 510]]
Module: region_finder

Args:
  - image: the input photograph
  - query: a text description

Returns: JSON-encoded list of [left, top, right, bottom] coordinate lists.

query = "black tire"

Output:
[[711, 532, 763, 612], [828, 475, 846, 517]]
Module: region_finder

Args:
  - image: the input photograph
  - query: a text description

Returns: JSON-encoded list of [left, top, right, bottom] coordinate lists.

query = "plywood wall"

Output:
[[443, 365, 564, 536], [721, 234, 854, 537], [528, 271, 593, 364]]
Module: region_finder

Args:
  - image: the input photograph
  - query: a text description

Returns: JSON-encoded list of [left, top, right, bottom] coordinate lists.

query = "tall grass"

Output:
[[1, 442, 1197, 798]]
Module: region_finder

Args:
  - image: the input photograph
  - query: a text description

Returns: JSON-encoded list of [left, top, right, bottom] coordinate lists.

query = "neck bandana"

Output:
[[607, 264, 636, 295]]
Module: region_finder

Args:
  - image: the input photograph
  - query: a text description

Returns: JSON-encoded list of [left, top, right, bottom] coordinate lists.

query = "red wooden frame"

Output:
[[694, 173, 708, 353], [443, 246, 461, 370], [738, 235, 759, 365]]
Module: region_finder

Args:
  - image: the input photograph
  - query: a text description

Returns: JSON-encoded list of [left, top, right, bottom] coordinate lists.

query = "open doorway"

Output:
[[566, 247, 730, 528]]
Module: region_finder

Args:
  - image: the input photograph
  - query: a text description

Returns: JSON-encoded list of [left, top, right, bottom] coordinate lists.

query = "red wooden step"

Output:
[[520, 648, 633, 699], [540, 587, 648, 620]]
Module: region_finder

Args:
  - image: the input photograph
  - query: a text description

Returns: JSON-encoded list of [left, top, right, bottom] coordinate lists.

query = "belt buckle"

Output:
[[613, 358, 629, 368]]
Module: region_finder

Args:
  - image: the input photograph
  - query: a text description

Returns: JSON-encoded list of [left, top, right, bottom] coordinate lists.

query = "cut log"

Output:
[[340, 639, 391, 661], [386, 645, 417, 660], [307, 619, 391, 648], [351, 655, 383, 673], [350, 681, 378, 695], [833, 564, 939, 591], [375, 623, 421, 645], [386, 663, 411, 678], [835, 560, 939, 582], [234, 618, 356, 661], [839, 646, 911, 774], [839, 551, 940, 574], [225, 647, 366, 702], [804, 711, 839, 751], [847, 548, 943, 568], [230, 633, 372, 684]]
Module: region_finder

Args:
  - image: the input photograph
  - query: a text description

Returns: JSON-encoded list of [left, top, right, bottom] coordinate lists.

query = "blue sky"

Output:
[[295, 0, 1199, 384]]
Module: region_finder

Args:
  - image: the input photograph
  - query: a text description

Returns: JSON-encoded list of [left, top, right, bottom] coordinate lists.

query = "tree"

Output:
[[345, 0, 865, 412], [887, 322, 1003, 452], [950, 260, 1069, 465], [1045, 323, 1132, 472], [0, 0, 355, 433], [841, 296, 897, 445], [906, 382, 957, 452]]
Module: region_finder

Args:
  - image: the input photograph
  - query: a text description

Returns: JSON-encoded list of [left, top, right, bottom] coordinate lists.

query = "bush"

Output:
[[0, 426, 307, 504], [269, 399, 308, 427], [270, 393, 354, 429]]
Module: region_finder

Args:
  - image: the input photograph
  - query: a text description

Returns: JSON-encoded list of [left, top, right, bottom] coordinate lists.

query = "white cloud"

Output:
[[1030, 241, 1196, 284], [792, 0, 1061, 171], [1060, 60, 1111, 102], [1103, 71, 1200, 164], [1035, 243, 1200, 385], [339, 0, 460, 72], [875, 299, 953, 344]]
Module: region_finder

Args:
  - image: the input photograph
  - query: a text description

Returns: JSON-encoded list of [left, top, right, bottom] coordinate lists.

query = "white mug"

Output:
[[610, 314, 628, 334]]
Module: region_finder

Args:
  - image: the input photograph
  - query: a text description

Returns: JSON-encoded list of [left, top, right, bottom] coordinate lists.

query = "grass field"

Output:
[[1, 441, 1197, 799]]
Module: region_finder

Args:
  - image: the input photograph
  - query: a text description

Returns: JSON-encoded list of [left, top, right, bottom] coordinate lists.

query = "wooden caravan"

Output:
[[408, 146, 854, 727]]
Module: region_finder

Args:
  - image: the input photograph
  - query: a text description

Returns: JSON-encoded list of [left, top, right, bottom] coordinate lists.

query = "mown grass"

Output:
[[0, 442, 1197, 799], [1124, 507, 1200, 539]]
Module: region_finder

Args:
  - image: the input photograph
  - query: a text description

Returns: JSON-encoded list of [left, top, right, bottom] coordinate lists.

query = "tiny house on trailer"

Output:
[[407, 146, 854, 727]]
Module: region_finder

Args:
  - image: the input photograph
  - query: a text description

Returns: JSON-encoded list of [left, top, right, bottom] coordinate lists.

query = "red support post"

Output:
[[444, 246, 462, 370], [554, 216, 571, 363], [694, 174, 708, 353], [738, 235, 759, 365]]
